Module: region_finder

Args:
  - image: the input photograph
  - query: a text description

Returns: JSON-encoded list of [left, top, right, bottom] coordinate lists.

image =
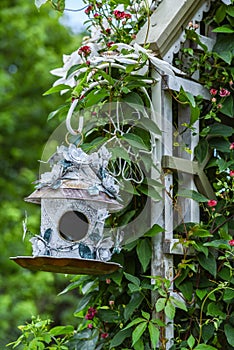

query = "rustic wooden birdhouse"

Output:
[[12, 144, 123, 274]]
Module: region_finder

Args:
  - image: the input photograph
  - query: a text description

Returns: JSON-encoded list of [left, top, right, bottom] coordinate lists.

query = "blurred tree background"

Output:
[[0, 0, 82, 347]]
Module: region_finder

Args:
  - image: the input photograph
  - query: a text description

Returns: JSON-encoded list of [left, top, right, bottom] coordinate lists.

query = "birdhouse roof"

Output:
[[26, 144, 123, 211], [25, 187, 123, 211]]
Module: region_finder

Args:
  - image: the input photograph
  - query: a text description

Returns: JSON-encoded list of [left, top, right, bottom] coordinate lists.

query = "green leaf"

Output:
[[208, 123, 233, 137], [128, 283, 141, 293], [133, 337, 144, 350], [110, 146, 131, 163], [177, 281, 193, 301], [122, 133, 149, 150], [132, 322, 147, 346], [190, 105, 200, 125], [194, 344, 217, 350], [148, 322, 160, 350], [221, 96, 234, 118], [197, 253, 217, 277], [144, 224, 165, 237], [170, 296, 187, 311], [98, 309, 120, 322], [187, 334, 195, 349], [155, 298, 166, 312], [74, 293, 94, 314], [204, 239, 230, 249], [110, 328, 132, 348], [137, 117, 161, 135], [47, 104, 69, 121], [136, 238, 152, 272], [141, 311, 150, 320], [208, 139, 231, 153], [165, 299, 176, 319], [213, 33, 234, 64], [224, 324, 234, 346], [49, 325, 74, 336], [122, 91, 144, 106], [202, 323, 215, 343], [124, 293, 144, 321], [43, 84, 71, 95], [207, 302, 226, 319], [138, 185, 162, 201], [85, 88, 109, 107], [191, 227, 212, 238], [212, 25, 234, 33], [192, 242, 209, 257], [124, 272, 140, 286], [194, 140, 209, 164], [215, 4, 227, 23], [123, 317, 146, 330], [223, 288, 234, 301], [177, 189, 208, 202]]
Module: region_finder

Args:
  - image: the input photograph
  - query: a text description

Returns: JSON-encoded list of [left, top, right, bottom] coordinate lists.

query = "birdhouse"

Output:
[[11, 144, 123, 275]]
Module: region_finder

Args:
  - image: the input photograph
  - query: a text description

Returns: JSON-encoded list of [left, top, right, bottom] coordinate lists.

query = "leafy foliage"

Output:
[[6, 0, 234, 350]]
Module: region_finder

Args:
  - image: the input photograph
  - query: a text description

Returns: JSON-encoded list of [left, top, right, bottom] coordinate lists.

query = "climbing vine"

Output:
[[8, 0, 234, 349]]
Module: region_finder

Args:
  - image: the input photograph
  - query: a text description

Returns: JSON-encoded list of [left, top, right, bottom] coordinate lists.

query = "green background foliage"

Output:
[[1, 0, 234, 349], [0, 0, 81, 347]]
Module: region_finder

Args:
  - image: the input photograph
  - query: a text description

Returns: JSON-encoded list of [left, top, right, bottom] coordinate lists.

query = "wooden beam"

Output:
[[162, 155, 216, 199], [163, 239, 195, 255], [136, 0, 207, 57], [162, 75, 210, 100]]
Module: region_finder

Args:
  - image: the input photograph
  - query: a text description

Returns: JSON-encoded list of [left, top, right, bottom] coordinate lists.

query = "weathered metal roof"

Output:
[[25, 186, 123, 211]]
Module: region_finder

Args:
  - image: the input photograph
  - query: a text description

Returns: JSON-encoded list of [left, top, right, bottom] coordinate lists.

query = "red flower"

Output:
[[85, 5, 93, 14], [78, 45, 91, 57], [230, 142, 234, 150], [94, 13, 100, 18], [210, 88, 218, 96], [219, 88, 230, 97], [228, 239, 234, 246], [207, 199, 217, 207], [124, 13, 131, 19], [230, 170, 234, 177], [85, 307, 97, 320], [113, 10, 131, 20], [105, 28, 111, 35], [101, 333, 109, 339], [107, 41, 114, 47]]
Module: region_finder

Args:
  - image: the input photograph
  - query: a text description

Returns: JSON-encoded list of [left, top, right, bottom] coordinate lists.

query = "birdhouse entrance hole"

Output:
[[59, 211, 89, 242]]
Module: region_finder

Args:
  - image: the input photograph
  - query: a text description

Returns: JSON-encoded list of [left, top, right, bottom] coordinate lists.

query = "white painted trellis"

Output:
[[137, 0, 216, 347]]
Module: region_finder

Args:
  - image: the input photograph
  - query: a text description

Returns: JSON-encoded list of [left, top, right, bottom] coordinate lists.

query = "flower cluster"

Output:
[[85, 307, 97, 320], [78, 45, 91, 57], [113, 10, 131, 20], [210, 87, 231, 98]]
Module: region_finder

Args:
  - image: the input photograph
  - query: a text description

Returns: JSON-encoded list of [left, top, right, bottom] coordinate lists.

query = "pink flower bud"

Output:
[[230, 170, 234, 177], [207, 200, 217, 207], [101, 332, 109, 339], [106, 278, 111, 284], [228, 239, 234, 246], [87, 323, 93, 329], [210, 88, 218, 96], [230, 143, 234, 150]]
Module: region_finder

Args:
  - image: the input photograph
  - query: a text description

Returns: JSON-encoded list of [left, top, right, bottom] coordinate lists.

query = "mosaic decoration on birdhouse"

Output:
[[11, 144, 123, 274]]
